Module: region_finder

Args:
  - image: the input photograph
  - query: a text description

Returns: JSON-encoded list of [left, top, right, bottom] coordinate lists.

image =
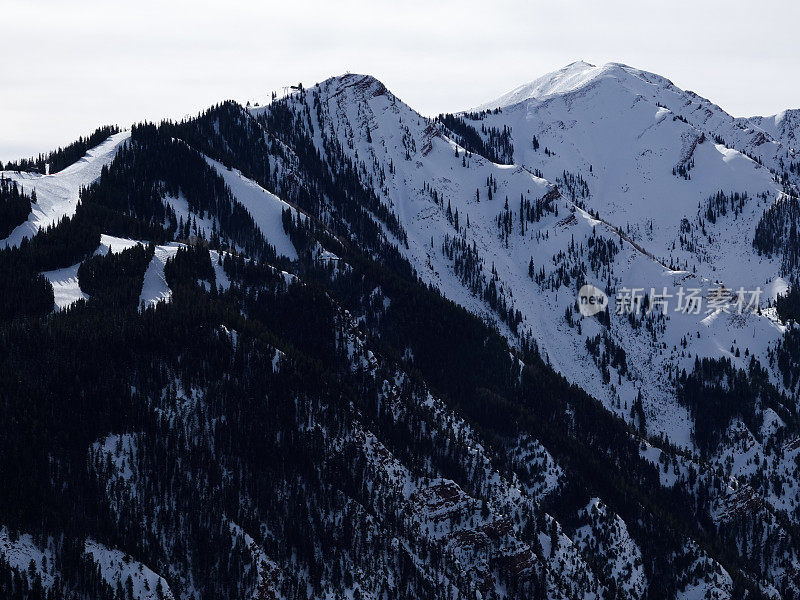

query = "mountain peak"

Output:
[[317, 73, 390, 101], [474, 61, 674, 111]]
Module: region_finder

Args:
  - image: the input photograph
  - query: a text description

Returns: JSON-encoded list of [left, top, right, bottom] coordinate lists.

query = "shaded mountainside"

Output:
[[1, 64, 800, 599]]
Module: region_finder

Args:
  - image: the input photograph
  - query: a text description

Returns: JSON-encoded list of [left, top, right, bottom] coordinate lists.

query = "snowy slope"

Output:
[[42, 263, 87, 311], [463, 62, 796, 430], [274, 69, 800, 582], [139, 243, 182, 308], [474, 61, 667, 109], [85, 539, 174, 600], [478, 61, 796, 178], [204, 156, 298, 259], [473, 61, 784, 286], [742, 108, 800, 151], [265, 72, 795, 450], [0, 132, 130, 248], [96, 234, 143, 256], [138, 243, 230, 306], [0, 527, 57, 590], [573, 498, 647, 599], [43, 235, 148, 312], [39, 233, 225, 313]]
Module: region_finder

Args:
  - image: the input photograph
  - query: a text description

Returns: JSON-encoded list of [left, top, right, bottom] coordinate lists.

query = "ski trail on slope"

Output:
[[1, 132, 130, 249]]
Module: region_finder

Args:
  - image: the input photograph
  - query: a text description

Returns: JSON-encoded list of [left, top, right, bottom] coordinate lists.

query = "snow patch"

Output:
[[139, 243, 182, 308], [43, 262, 88, 311]]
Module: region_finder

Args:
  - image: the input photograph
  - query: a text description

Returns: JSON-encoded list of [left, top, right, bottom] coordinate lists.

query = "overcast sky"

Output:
[[2, 0, 798, 163]]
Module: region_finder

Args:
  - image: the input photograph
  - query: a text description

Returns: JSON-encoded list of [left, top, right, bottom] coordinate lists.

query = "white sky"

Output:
[[1, 0, 798, 163]]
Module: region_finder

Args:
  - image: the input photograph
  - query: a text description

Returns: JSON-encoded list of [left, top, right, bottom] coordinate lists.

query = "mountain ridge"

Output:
[[474, 60, 798, 125], [1, 61, 800, 599]]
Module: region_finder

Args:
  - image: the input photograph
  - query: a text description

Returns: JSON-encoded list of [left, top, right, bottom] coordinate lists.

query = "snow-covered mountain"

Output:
[[264, 67, 792, 444], [1, 62, 800, 599]]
